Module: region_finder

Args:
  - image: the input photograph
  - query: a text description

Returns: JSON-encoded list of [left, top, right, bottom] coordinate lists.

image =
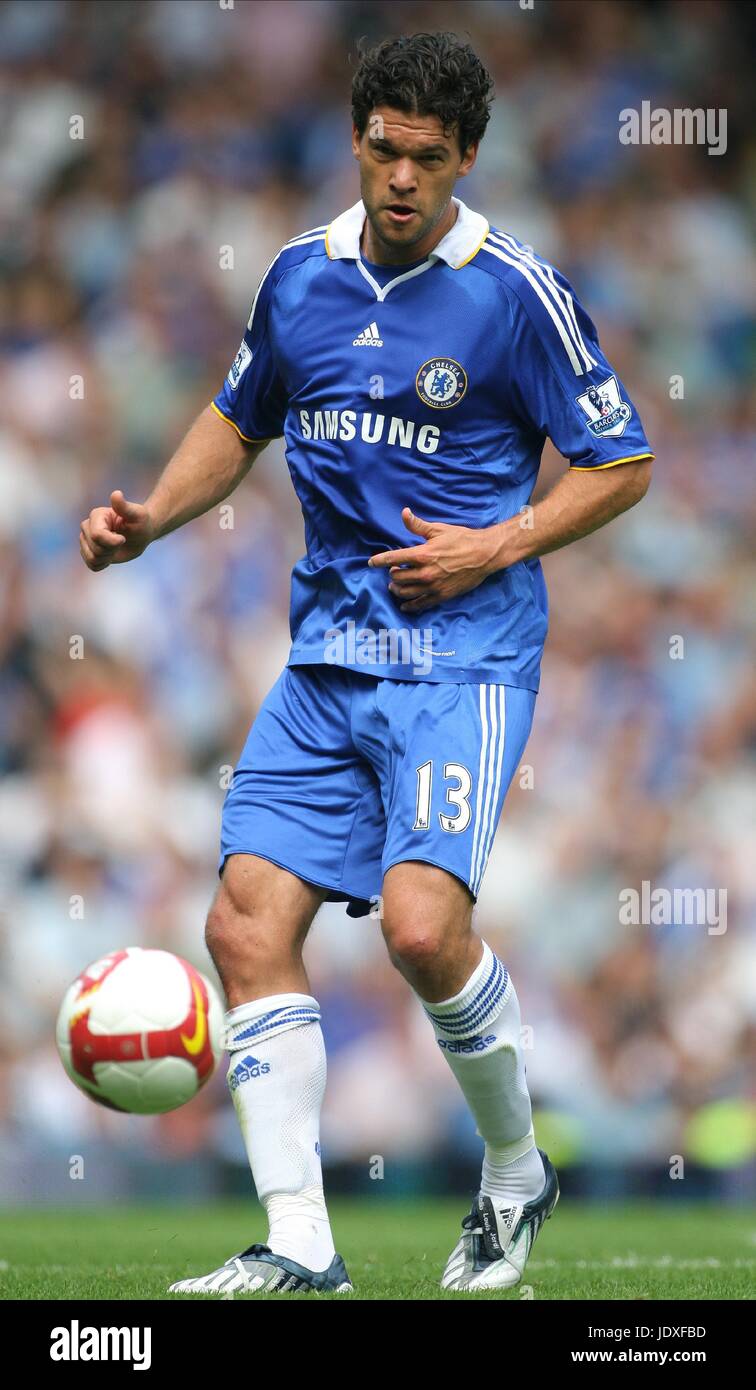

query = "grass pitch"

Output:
[[1, 1200, 753, 1300]]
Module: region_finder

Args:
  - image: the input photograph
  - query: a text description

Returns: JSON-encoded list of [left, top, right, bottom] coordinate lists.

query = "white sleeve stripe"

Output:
[[245, 235, 326, 331], [487, 230, 596, 371], [482, 241, 583, 375], [488, 231, 596, 372], [541, 260, 596, 371], [484, 234, 596, 375], [284, 225, 326, 244], [245, 252, 280, 331], [286, 230, 328, 246]]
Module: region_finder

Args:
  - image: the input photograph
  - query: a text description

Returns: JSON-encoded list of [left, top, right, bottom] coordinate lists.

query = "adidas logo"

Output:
[[352, 321, 383, 347], [438, 1033, 497, 1054], [228, 1053, 271, 1090]]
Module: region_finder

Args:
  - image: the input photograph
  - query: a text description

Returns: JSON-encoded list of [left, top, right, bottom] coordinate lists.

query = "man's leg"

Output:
[[380, 861, 545, 1203], [168, 667, 382, 1294], [351, 679, 556, 1288], [205, 853, 337, 1272]]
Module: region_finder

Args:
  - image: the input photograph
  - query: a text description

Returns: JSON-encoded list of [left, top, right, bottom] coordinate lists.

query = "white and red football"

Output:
[[56, 947, 224, 1114]]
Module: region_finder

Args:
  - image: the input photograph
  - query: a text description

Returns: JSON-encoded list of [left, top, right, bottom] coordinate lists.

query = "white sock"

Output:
[[225, 993, 335, 1272], [481, 1134, 546, 1203], [419, 941, 545, 1204]]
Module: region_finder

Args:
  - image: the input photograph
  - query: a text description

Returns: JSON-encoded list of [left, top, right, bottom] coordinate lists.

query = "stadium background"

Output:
[[0, 0, 753, 1210]]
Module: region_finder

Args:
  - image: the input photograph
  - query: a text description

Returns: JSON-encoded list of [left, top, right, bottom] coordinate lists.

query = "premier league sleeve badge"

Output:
[[575, 375, 632, 438]]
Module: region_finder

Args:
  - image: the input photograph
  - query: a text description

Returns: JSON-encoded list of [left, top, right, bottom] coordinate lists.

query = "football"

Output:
[[56, 948, 224, 1114]]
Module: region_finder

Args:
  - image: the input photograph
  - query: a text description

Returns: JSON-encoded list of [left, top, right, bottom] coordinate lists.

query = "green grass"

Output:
[[1, 1200, 753, 1300]]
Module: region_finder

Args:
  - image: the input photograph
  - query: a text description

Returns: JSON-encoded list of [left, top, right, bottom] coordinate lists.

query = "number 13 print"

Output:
[[413, 760, 473, 833]]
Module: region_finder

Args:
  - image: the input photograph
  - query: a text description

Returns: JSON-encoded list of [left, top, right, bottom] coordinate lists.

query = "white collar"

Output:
[[325, 195, 489, 271]]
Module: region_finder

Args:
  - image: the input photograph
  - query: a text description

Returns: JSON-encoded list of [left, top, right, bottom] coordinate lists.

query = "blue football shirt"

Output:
[[213, 197, 654, 689]]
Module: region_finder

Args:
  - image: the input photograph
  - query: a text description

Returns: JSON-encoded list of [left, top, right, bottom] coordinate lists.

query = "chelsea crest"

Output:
[[415, 357, 468, 409]]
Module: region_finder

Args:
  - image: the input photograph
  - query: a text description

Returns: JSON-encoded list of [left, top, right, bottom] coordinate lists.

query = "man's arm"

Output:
[[80, 406, 267, 571], [368, 458, 652, 614]]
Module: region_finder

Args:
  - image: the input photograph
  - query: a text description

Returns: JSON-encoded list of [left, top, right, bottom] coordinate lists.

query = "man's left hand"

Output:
[[368, 507, 502, 613]]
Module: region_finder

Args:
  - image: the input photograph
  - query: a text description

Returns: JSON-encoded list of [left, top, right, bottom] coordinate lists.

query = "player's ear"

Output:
[[351, 125, 362, 160], [457, 141, 478, 178]]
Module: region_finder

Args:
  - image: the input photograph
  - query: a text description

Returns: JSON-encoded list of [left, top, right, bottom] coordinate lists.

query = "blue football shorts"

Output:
[[219, 664, 536, 914]]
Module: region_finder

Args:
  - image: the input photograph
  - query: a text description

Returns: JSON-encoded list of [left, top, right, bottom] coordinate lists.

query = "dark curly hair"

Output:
[[351, 32, 494, 155]]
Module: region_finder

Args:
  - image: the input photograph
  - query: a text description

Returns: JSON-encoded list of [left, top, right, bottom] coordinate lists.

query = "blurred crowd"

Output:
[[0, 0, 754, 1203]]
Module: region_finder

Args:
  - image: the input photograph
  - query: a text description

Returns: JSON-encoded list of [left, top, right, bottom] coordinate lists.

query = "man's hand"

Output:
[[368, 507, 500, 614], [80, 490, 156, 572], [368, 460, 653, 613]]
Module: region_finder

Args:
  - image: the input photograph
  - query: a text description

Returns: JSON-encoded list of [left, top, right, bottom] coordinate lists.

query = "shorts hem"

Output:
[[219, 846, 377, 906], [381, 853, 476, 900]]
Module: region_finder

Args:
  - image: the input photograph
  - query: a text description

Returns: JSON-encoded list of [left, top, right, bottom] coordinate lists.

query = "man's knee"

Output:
[[380, 862, 476, 991], [204, 888, 238, 957], [205, 855, 321, 970], [382, 915, 447, 974], [205, 885, 287, 969], [381, 889, 460, 974]]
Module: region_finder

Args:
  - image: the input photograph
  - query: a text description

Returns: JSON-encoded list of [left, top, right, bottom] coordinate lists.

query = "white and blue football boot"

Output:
[[168, 1243, 353, 1296], [442, 1149, 559, 1291]]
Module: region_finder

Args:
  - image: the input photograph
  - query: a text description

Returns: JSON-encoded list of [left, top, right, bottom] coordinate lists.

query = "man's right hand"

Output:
[[80, 490, 156, 571]]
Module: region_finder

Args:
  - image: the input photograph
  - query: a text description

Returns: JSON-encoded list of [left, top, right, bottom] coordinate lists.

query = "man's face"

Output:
[[352, 105, 477, 261]]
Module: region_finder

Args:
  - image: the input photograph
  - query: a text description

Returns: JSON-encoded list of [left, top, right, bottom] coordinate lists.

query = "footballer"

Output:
[[80, 33, 654, 1294]]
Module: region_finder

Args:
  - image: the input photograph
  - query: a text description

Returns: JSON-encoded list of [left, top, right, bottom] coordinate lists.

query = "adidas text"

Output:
[[353, 321, 383, 346], [438, 1033, 497, 1053], [228, 1054, 272, 1090]]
